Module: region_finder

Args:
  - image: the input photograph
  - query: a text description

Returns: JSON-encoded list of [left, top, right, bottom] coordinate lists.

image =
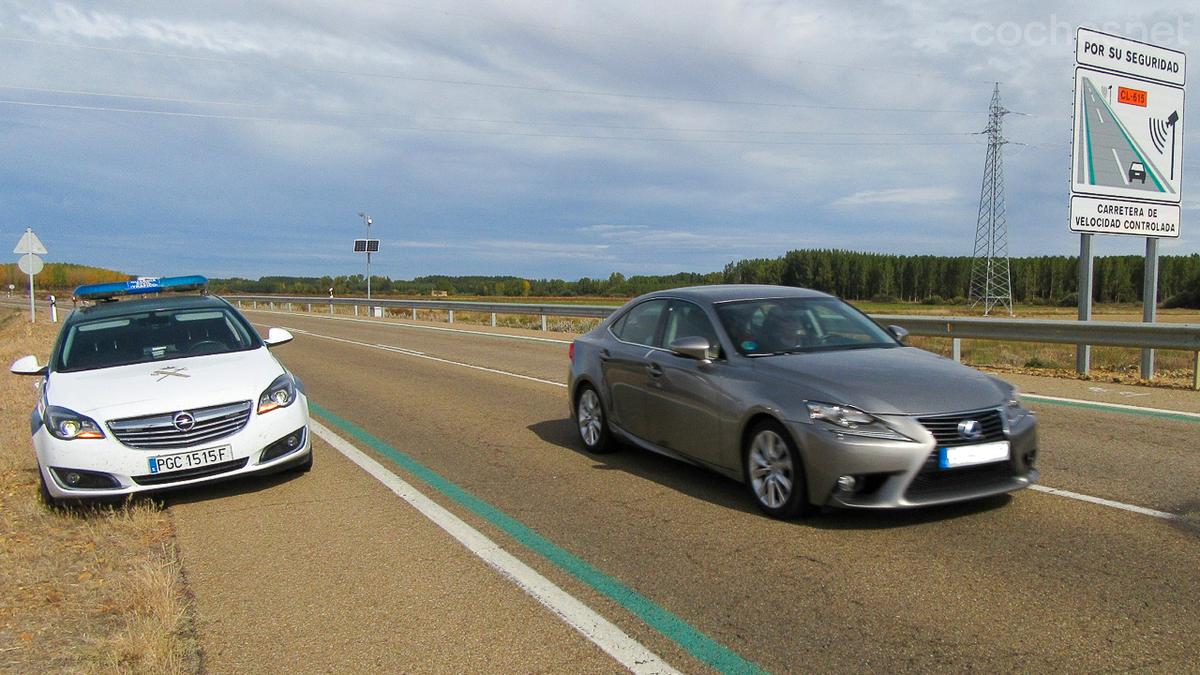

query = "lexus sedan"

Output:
[[11, 277, 312, 504], [567, 285, 1038, 518]]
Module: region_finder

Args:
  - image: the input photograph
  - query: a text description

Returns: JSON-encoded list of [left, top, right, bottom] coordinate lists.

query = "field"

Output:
[[0, 310, 196, 673], [253, 296, 1200, 388]]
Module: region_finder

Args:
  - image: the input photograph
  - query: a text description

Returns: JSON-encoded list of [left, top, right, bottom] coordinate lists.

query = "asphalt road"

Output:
[[175, 310, 1200, 672]]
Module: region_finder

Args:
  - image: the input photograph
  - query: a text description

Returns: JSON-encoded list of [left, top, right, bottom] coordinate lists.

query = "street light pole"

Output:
[[358, 212, 373, 301]]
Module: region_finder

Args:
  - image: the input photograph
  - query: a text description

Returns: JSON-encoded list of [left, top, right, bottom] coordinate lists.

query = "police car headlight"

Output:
[[258, 373, 297, 414], [45, 406, 105, 440], [805, 402, 913, 441]]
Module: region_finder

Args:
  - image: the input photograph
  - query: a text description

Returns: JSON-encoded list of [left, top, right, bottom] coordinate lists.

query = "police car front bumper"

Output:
[[34, 394, 311, 500]]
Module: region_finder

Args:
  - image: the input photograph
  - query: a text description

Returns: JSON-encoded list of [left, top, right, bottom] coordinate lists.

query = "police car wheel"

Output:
[[292, 451, 313, 473], [37, 466, 60, 507]]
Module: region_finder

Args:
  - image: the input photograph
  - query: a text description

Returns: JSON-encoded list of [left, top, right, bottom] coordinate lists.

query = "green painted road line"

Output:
[[310, 401, 766, 675], [1084, 96, 1095, 184], [1023, 394, 1200, 424]]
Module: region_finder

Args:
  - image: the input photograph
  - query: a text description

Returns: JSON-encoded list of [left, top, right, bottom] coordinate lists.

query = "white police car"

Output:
[[10, 276, 312, 503]]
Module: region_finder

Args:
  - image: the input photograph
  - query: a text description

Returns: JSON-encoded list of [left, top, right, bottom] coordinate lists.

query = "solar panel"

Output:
[[353, 239, 367, 252], [365, 239, 380, 252]]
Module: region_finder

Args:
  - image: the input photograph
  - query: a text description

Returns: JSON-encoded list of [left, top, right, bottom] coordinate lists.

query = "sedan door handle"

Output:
[[647, 362, 663, 377], [599, 349, 611, 362]]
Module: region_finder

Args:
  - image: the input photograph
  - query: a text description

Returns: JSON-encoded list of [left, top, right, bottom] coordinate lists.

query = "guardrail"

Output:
[[225, 295, 1200, 389]]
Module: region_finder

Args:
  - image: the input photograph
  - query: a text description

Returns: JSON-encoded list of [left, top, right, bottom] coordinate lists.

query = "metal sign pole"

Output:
[[1141, 237, 1159, 378], [28, 264, 35, 322], [1075, 233, 1092, 375]]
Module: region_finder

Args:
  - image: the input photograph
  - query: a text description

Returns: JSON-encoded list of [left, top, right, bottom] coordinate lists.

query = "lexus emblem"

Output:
[[173, 411, 196, 432], [957, 419, 983, 441]]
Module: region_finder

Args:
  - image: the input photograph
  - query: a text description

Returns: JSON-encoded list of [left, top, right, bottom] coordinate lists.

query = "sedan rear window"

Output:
[[716, 297, 896, 356], [56, 307, 260, 372]]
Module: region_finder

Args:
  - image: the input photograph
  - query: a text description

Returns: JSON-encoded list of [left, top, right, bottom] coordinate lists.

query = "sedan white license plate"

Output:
[[147, 445, 233, 474], [939, 441, 1010, 469]]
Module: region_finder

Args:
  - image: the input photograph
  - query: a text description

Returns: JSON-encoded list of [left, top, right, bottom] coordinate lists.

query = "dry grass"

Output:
[[0, 310, 198, 674]]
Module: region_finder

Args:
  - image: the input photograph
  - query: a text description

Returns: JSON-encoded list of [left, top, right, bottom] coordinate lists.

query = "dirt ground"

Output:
[[0, 311, 197, 674]]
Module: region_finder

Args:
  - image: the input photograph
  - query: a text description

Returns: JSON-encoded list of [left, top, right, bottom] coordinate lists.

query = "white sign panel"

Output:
[[1076, 27, 1185, 86], [17, 253, 44, 275], [13, 229, 47, 255], [1069, 195, 1180, 238], [1071, 67, 1184, 205]]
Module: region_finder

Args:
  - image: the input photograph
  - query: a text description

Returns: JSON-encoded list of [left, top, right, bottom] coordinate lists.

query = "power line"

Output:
[[0, 98, 986, 146], [0, 82, 983, 136], [0, 35, 987, 115]]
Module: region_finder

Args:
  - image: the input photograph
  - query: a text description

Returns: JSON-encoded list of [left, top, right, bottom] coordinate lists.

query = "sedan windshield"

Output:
[[715, 297, 897, 356], [56, 307, 260, 372]]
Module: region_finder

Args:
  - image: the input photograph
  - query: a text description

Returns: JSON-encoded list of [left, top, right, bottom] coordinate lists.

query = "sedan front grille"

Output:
[[917, 408, 1005, 447], [108, 401, 253, 450]]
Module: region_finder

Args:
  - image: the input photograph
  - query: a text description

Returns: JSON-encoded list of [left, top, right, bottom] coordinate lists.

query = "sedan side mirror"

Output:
[[669, 336, 715, 364], [887, 325, 909, 344], [263, 327, 294, 347], [11, 355, 47, 376]]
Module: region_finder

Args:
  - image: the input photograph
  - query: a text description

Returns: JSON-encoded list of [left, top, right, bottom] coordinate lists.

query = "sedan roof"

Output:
[[641, 285, 834, 304]]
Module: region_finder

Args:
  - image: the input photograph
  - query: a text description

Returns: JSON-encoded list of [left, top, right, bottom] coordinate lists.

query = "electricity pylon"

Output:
[[968, 83, 1014, 316]]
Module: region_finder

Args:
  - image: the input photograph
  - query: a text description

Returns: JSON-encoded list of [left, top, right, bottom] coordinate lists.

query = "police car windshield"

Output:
[[56, 307, 260, 372]]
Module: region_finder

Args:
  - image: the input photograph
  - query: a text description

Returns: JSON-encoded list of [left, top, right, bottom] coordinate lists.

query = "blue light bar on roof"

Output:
[[75, 275, 208, 301]]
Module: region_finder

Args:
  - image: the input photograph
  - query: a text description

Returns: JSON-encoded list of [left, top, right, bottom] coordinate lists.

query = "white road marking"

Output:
[[1028, 485, 1179, 521], [286, 327, 567, 388], [1112, 148, 1130, 185], [1096, 108, 1104, 124], [1022, 393, 1200, 419], [290, 326, 1189, 523], [310, 419, 680, 675], [244, 306, 574, 344]]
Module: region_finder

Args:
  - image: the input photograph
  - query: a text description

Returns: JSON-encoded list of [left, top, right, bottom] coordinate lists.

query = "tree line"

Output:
[[207, 249, 1200, 307]]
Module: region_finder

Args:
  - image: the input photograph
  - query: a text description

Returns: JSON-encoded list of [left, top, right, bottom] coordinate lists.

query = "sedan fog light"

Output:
[[65, 471, 82, 486], [835, 475, 858, 493]]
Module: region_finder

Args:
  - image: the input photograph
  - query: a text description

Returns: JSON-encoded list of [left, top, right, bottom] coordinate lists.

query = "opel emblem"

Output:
[[173, 411, 196, 432], [957, 419, 982, 440]]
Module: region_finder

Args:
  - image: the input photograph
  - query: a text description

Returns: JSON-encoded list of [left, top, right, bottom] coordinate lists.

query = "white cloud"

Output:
[[831, 187, 960, 208]]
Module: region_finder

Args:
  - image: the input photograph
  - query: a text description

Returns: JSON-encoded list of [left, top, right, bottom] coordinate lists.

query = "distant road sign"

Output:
[[18, 253, 44, 275], [1076, 27, 1185, 86], [13, 228, 47, 255]]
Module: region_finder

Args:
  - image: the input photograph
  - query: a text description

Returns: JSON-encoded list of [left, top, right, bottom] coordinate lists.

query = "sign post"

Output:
[[13, 228, 48, 323], [1070, 28, 1185, 379]]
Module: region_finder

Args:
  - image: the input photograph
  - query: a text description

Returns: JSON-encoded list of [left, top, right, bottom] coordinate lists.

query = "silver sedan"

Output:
[[567, 285, 1038, 518]]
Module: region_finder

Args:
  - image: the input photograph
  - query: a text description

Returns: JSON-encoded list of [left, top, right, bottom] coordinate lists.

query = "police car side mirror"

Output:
[[263, 328, 294, 348], [10, 355, 47, 376]]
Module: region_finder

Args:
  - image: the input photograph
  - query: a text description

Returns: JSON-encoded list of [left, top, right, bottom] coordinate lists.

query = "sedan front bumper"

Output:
[[792, 410, 1038, 509]]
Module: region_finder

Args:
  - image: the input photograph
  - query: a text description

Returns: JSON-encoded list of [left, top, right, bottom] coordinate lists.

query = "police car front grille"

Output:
[[108, 401, 253, 450]]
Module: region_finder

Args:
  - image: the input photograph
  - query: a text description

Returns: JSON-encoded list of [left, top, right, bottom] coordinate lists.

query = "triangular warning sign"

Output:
[[13, 229, 47, 255]]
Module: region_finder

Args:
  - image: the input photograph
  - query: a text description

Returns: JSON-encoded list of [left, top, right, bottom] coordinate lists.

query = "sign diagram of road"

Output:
[[1072, 67, 1184, 203]]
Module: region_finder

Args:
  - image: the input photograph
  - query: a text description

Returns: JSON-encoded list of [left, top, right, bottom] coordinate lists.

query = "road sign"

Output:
[[1071, 68, 1184, 204], [13, 228, 47, 255], [1076, 27, 1185, 86], [17, 253, 44, 275], [1069, 195, 1179, 238]]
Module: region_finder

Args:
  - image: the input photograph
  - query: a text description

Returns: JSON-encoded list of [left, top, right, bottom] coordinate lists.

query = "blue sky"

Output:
[[1, 1, 1196, 281]]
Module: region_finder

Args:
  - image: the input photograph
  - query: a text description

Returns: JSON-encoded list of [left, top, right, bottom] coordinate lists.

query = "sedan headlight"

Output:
[[258, 372, 297, 414], [805, 402, 912, 441], [44, 406, 105, 440]]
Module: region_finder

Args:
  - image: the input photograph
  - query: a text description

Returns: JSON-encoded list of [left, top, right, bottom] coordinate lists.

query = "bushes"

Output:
[[1163, 289, 1200, 309]]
